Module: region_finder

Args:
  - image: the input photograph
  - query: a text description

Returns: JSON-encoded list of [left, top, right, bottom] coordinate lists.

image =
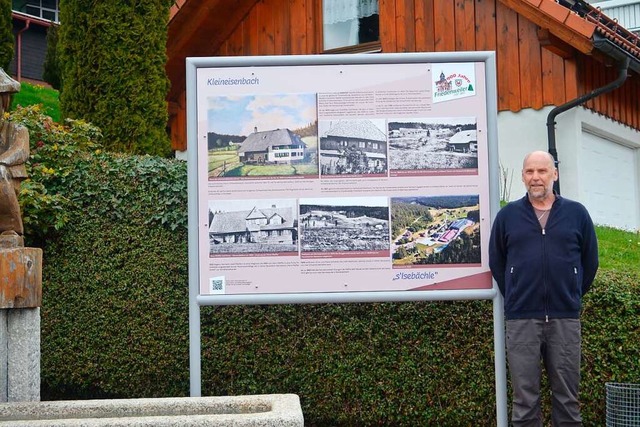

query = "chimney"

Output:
[[254, 126, 258, 133]]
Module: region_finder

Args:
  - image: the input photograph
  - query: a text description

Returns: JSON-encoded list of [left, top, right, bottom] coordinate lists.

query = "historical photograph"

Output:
[[391, 195, 481, 265], [388, 117, 477, 171], [207, 93, 318, 178], [300, 197, 390, 253], [209, 199, 298, 255], [319, 119, 387, 176]]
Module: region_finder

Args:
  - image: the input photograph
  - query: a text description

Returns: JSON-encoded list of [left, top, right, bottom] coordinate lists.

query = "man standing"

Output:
[[489, 151, 599, 426]]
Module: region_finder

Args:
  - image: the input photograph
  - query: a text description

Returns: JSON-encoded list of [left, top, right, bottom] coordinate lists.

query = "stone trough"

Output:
[[0, 394, 303, 426]]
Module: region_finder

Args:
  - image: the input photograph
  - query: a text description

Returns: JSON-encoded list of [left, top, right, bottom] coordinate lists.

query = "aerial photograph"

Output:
[[391, 195, 481, 265]]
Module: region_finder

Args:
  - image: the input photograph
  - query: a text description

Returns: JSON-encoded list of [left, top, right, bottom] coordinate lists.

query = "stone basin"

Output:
[[0, 394, 303, 426]]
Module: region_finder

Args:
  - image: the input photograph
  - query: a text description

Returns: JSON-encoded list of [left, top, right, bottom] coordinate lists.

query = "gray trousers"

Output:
[[506, 318, 582, 427]]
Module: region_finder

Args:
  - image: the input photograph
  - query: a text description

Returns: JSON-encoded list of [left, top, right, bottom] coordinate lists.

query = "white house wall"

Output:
[[497, 107, 640, 231], [580, 131, 638, 230], [496, 107, 552, 201]]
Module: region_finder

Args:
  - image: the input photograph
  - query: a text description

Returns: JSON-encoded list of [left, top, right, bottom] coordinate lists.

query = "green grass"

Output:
[[596, 226, 640, 272], [208, 149, 241, 177], [10, 81, 61, 122]]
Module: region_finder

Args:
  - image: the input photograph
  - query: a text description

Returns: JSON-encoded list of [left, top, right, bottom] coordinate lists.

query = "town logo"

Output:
[[432, 62, 476, 104]]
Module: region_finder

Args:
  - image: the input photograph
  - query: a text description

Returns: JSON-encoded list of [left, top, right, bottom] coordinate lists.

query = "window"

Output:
[[322, 0, 379, 52], [14, 0, 59, 22]]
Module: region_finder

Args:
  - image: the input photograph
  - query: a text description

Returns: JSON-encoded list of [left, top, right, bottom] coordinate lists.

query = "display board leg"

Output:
[[189, 299, 201, 397], [493, 293, 508, 426]]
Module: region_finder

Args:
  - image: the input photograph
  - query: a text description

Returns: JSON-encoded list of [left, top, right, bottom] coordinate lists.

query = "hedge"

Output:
[[14, 107, 640, 426]]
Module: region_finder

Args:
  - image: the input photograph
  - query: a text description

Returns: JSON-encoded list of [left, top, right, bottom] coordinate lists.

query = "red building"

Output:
[[167, 0, 640, 231]]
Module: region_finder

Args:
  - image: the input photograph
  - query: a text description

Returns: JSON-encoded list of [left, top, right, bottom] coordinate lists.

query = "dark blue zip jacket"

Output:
[[489, 193, 599, 320]]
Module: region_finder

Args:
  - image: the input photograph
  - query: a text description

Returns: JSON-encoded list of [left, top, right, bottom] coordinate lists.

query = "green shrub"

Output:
[[581, 270, 640, 423], [14, 107, 639, 425], [11, 104, 100, 242]]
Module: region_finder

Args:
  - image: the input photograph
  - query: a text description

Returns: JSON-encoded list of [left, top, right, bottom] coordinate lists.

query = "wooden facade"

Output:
[[167, 0, 640, 151]]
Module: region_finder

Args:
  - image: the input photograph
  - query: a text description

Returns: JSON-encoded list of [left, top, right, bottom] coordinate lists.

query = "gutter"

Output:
[[11, 12, 55, 82], [15, 20, 30, 82], [546, 35, 637, 194]]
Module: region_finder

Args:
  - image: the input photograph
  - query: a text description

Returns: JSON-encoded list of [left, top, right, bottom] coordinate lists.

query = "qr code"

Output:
[[209, 276, 225, 294]]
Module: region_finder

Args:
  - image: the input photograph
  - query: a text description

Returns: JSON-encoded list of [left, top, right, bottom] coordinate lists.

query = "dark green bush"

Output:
[[43, 24, 61, 90], [581, 270, 640, 422], [16, 109, 639, 426]]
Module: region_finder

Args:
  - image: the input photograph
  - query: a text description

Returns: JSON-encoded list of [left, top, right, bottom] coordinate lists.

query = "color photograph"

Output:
[[207, 93, 318, 178], [391, 195, 481, 265]]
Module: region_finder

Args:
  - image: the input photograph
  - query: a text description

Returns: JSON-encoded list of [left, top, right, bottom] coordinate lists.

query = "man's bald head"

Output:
[[522, 151, 555, 171]]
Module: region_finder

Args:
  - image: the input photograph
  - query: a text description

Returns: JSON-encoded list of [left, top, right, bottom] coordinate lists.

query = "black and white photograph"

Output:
[[388, 117, 477, 171], [209, 199, 298, 255], [319, 119, 388, 176], [391, 195, 481, 265], [300, 197, 390, 253]]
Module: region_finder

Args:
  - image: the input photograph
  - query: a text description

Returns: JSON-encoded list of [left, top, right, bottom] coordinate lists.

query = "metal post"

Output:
[[493, 292, 508, 426]]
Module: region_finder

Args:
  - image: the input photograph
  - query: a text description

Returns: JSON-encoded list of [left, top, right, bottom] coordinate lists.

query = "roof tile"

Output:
[[565, 11, 596, 38], [539, 0, 570, 23]]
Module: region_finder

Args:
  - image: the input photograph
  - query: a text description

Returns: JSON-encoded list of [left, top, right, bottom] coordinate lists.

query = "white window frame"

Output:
[[24, 0, 59, 23]]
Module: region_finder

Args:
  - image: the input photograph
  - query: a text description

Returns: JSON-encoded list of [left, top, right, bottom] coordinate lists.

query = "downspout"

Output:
[[546, 56, 630, 194], [16, 19, 31, 82]]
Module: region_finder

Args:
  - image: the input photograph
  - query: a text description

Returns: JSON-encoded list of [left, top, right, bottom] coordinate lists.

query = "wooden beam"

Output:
[[537, 28, 575, 59]]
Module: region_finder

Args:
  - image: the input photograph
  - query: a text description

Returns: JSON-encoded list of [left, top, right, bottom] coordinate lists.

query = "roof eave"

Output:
[[11, 10, 56, 27], [499, 0, 596, 55]]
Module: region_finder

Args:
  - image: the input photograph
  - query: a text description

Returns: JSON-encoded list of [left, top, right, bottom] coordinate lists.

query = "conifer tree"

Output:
[[43, 24, 61, 90], [58, 1, 172, 156], [0, 0, 13, 71]]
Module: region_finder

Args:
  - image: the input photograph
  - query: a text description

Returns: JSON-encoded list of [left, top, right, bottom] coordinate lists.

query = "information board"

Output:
[[188, 52, 499, 304], [186, 52, 507, 425]]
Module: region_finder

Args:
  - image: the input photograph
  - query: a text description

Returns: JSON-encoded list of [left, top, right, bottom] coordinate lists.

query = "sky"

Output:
[[207, 93, 317, 136]]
